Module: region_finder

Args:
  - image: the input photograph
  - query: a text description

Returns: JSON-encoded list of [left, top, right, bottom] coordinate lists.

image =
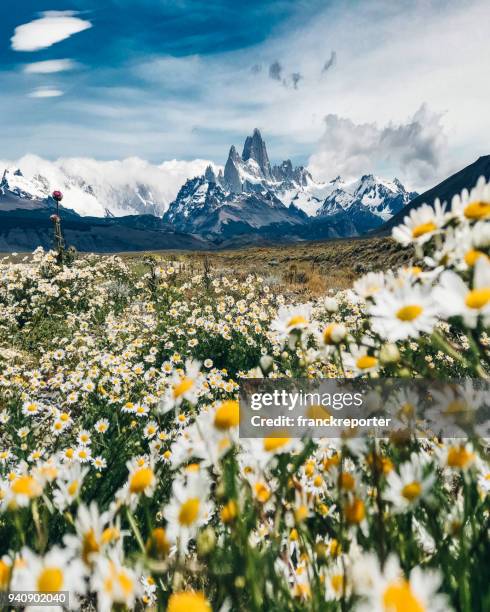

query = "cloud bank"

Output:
[[11, 11, 92, 52], [308, 105, 448, 187], [24, 59, 76, 74]]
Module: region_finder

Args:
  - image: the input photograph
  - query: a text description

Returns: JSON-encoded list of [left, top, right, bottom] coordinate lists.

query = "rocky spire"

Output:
[[204, 164, 218, 184], [223, 145, 243, 193], [242, 128, 272, 179]]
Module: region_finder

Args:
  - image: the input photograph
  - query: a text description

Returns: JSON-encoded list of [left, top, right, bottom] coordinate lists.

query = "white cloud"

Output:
[[23, 59, 76, 74], [11, 11, 92, 52], [29, 87, 64, 98], [308, 105, 448, 188]]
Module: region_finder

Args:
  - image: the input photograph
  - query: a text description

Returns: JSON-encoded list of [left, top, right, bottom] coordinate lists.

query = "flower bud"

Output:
[[324, 297, 338, 313], [197, 526, 216, 555], [322, 323, 346, 345], [259, 355, 273, 374], [379, 343, 400, 364]]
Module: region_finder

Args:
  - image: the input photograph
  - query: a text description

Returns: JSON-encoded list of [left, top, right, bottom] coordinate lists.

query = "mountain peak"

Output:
[[242, 128, 272, 180]]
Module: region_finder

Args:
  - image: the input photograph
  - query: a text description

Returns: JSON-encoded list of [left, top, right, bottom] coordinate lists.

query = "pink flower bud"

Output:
[[52, 190, 63, 202]]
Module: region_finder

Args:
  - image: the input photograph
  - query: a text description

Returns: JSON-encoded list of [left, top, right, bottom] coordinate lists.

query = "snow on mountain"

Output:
[[317, 174, 418, 220], [0, 156, 218, 217]]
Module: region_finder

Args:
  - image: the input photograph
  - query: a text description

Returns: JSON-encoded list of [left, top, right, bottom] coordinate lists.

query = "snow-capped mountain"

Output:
[[1, 129, 417, 244], [164, 174, 305, 240], [318, 175, 418, 221], [0, 156, 217, 217], [164, 129, 416, 239]]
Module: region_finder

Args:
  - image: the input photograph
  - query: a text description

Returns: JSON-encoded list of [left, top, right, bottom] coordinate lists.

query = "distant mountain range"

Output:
[[163, 129, 417, 242], [0, 130, 487, 252]]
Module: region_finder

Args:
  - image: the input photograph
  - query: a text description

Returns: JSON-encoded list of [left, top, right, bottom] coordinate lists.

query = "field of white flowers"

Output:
[[1, 177, 490, 611]]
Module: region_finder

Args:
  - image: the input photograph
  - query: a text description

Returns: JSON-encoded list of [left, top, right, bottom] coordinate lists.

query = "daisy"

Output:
[[94, 418, 109, 434], [158, 359, 203, 413], [450, 175, 490, 222], [10, 546, 86, 611], [352, 553, 450, 612], [385, 454, 435, 513], [64, 502, 119, 566], [22, 400, 42, 417], [392, 200, 446, 246], [5, 471, 43, 508], [344, 345, 379, 376], [164, 472, 212, 553], [126, 457, 157, 499], [91, 551, 142, 612], [353, 272, 386, 300], [52, 463, 89, 511], [270, 304, 313, 346], [435, 256, 490, 327], [369, 285, 439, 341]]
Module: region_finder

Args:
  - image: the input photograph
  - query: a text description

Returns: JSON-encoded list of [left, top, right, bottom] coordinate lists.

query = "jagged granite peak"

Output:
[[242, 128, 272, 179], [204, 164, 218, 184], [223, 146, 243, 193]]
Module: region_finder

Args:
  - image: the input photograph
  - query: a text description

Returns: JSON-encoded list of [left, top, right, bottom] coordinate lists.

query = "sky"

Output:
[[1, 0, 490, 191]]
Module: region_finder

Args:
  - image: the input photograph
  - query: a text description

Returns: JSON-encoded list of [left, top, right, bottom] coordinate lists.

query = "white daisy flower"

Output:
[[434, 256, 490, 327], [164, 472, 212, 554], [11, 546, 86, 611], [369, 285, 439, 341], [450, 175, 490, 222], [270, 304, 313, 345], [392, 200, 446, 246], [385, 454, 435, 512], [352, 553, 450, 612]]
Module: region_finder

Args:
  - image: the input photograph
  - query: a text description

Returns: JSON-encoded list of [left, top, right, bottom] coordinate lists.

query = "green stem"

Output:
[[126, 506, 146, 554]]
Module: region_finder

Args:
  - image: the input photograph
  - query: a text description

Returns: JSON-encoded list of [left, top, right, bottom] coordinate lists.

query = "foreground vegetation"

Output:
[[0, 178, 490, 610]]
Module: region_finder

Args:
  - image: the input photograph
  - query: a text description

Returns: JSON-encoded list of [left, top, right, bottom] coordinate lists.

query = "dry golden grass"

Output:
[[119, 236, 414, 297]]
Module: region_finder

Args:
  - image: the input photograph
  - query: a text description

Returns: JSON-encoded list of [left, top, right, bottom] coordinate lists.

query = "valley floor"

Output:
[[118, 235, 413, 296]]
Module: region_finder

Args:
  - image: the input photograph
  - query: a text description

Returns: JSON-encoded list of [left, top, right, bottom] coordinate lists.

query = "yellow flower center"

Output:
[[331, 574, 344, 595], [447, 446, 475, 469], [67, 480, 79, 497], [37, 567, 64, 592], [287, 315, 308, 328], [402, 481, 422, 501], [0, 560, 11, 589], [11, 475, 40, 498], [263, 437, 290, 452], [178, 498, 200, 526], [101, 527, 120, 544], [345, 498, 365, 524], [339, 472, 355, 491], [129, 467, 154, 493], [82, 529, 100, 565], [464, 201, 490, 220], [322, 323, 338, 345], [356, 355, 378, 370], [173, 377, 194, 399], [383, 579, 424, 612], [147, 527, 170, 557], [464, 249, 487, 267], [220, 500, 238, 523], [167, 592, 211, 612], [254, 482, 271, 503], [214, 400, 240, 430], [117, 570, 134, 598], [396, 305, 423, 321], [465, 288, 490, 309], [412, 221, 437, 238]]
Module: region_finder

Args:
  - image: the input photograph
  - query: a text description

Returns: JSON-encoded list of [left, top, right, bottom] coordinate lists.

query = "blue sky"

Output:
[[1, 0, 490, 189]]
